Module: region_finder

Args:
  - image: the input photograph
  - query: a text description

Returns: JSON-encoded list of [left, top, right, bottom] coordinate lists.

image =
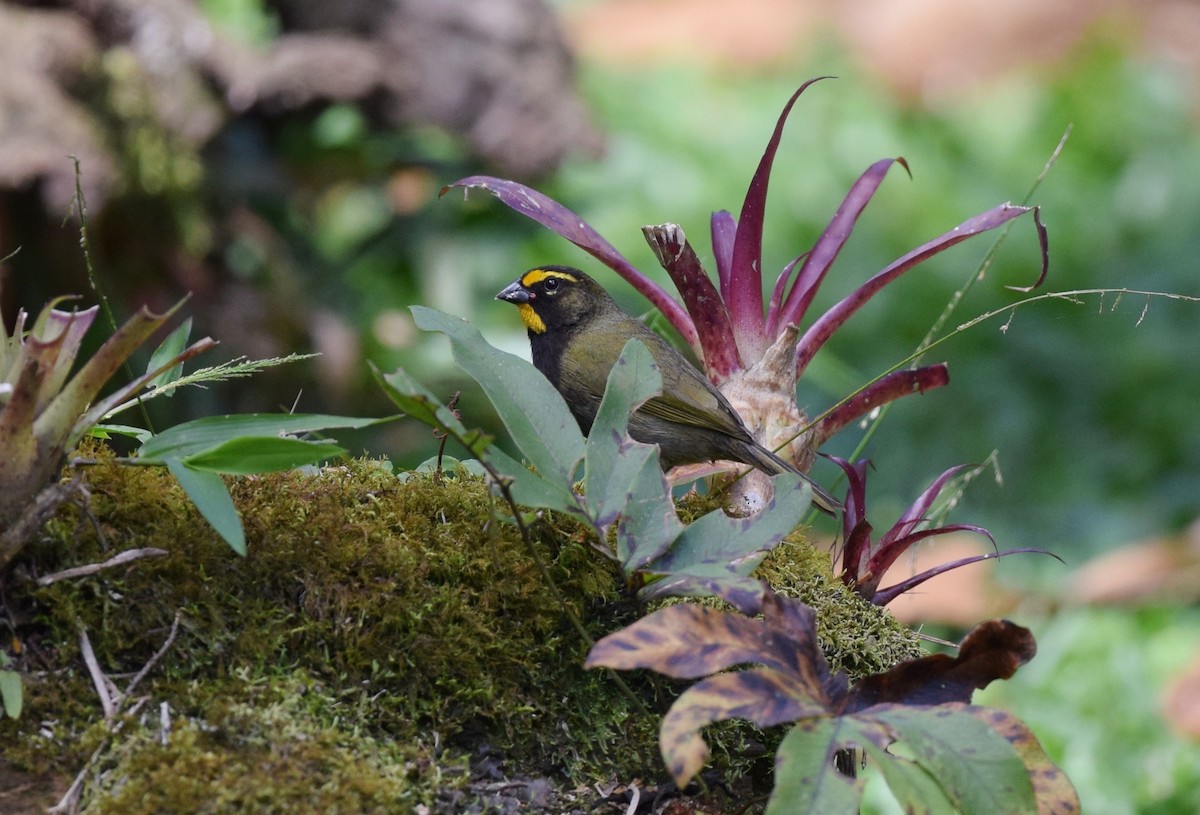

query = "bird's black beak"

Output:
[[496, 280, 530, 304]]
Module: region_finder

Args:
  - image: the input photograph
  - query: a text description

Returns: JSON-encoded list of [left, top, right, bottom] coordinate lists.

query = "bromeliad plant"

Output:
[[0, 293, 214, 569], [831, 456, 1056, 605], [445, 78, 1047, 501]]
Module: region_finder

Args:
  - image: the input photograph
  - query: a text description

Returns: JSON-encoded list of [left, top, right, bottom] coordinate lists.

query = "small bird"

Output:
[[496, 265, 840, 514]]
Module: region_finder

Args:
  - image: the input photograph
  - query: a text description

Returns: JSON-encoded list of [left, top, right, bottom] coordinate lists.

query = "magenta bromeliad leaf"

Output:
[[829, 456, 1059, 604]]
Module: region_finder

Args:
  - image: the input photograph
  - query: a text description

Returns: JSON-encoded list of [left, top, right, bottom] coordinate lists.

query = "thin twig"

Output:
[[120, 610, 183, 702], [78, 626, 115, 719], [37, 548, 169, 587], [624, 782, 641, 815]]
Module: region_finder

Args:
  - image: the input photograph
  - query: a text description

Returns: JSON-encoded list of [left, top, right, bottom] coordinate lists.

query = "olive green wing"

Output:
[[636, 330, 752, 438]]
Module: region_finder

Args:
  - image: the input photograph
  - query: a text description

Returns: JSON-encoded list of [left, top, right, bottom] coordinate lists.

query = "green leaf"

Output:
[[768, 718, 867, 815], [166, 459, 246, 556], [138, 413, 385, 463], [90, 424, 153, 443], [636, 473, 810, 609], [410, 306, 584, 483], [962, 706, 1079, 813], [863, 740, 957, 815], [614, 453, 682, 567], [0, 669, 22, 719], [870, 704, 1037, 814], [181, 436, 346, 474], [580, 338, 680, 563], [486, 445, 582, 516], [145, 317, 192, 393], [373, 365, 491, 458]]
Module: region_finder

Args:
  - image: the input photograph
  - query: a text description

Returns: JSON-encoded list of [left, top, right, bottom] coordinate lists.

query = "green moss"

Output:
[[83, 673, 461, 815], [1, 443, 924, 809], [7, 444, 656, 786], [757, 536, 925, 678]]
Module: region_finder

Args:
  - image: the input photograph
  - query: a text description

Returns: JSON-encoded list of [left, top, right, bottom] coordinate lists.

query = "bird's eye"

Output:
[[543, 278, 560, 293]]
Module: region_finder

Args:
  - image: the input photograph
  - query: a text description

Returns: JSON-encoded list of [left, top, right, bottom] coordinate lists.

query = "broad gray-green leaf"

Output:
[[862, 740, 957, 815], [166, 459, 246, 556], [646, 473, 810, 576], [181, 436, 346, 474], [411, 306, 584, 483], [584, 339, 664, 535], [139, 413, 384, 463], [870, 704, 1037, 814], [487, 444, 582, 516], [373, 365, 492, 457], [768, 717, 867, 815]]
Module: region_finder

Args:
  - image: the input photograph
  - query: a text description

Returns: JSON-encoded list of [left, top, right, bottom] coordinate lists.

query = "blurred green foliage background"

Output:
[[3, 2, 1200, 812], [2, 2, 1196, 559]]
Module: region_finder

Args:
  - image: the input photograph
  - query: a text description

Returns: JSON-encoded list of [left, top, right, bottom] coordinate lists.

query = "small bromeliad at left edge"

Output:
[[496, 266, 840, 514]]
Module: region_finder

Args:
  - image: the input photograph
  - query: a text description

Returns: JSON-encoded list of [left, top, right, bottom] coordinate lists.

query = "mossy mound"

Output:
[[1, 444, 922, 811]]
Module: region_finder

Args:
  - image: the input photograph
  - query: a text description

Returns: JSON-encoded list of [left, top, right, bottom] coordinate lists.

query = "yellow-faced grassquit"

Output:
[[496, 265, 839, 514]]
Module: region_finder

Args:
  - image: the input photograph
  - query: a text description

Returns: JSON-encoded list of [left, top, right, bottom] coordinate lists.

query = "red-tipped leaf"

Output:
[[881, 464, 973, 548], [642, 223, 741, 378], [813, 365, 950, 446]]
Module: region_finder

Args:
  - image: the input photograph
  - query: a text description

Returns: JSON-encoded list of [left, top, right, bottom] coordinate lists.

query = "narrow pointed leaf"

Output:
[[1005, 206, 1050, 293], [872, 547, 1055, 606], [814, 365, 949, 446], [180, 436, 346, 474], [75, 338, 217, 442], [35, 301, 184, 445], [0, 669, 22, 719], [729, 78, 832, 355], [776, 158, 907, 333], [166, 459, 245, 556], [870, 523, 997, 583], [796, 204, 1036, 376], [710, 210, 737, 300], [885, 465, 974, 546], [29, 305, 99, 412], [145, 316, 193, 393], [443, 176, 697, 346], [138, 413, 384, 463], [642, 223, 740, 376], [765, 253, 805, 334]]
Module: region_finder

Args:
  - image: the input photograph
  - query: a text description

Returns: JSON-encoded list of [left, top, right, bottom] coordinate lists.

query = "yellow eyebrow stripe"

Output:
[[521, 268, 579, 287]]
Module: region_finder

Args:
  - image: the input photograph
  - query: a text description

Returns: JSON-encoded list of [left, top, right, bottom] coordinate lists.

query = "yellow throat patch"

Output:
[[517, 303, 546, 334]]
